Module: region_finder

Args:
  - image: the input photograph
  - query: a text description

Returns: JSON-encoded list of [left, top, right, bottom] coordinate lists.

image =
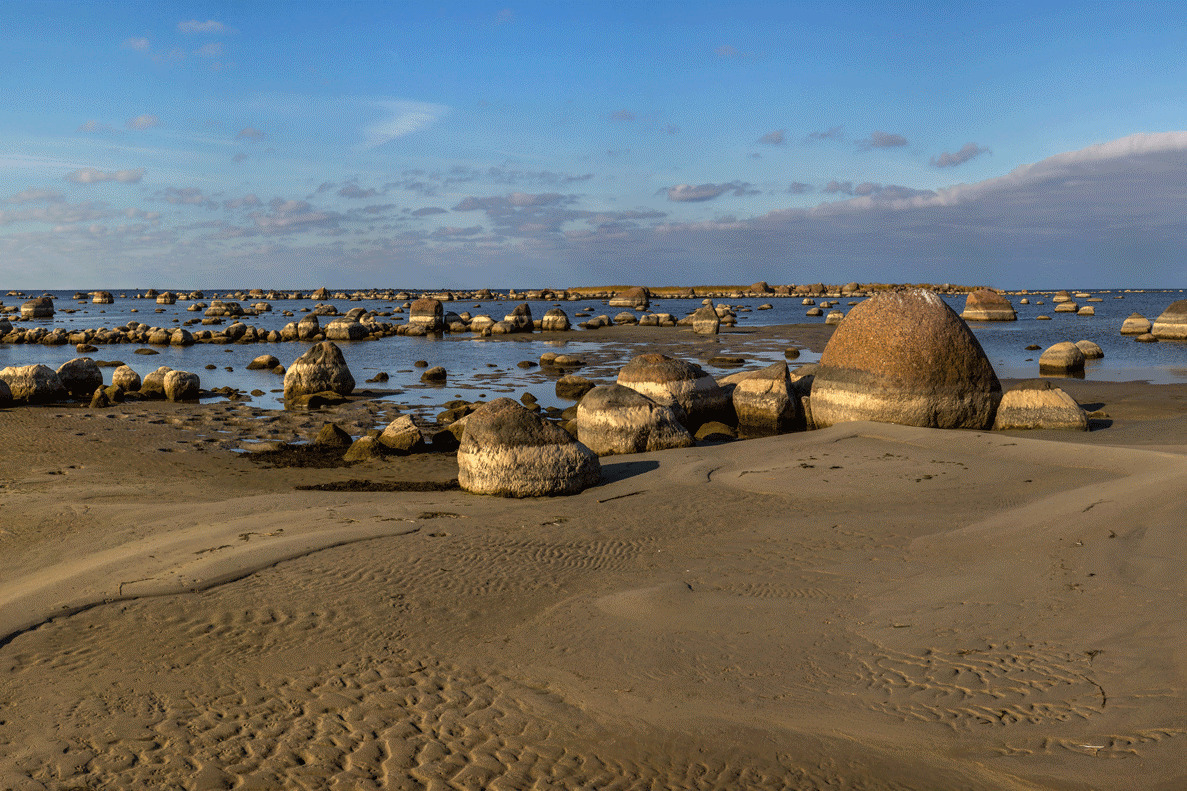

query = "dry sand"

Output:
[[2, 327, 1187, 790]]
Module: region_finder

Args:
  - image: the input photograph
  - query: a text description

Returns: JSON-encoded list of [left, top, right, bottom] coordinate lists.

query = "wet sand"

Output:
[[2, 325, 1187, 790]]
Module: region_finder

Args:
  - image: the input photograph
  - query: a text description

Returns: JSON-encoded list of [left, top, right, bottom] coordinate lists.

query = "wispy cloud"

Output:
[[77, 120, 113, 133], [666, 182, 758, 202], [122, 37, 149, 51], [235, 126, 268, 141], [178, 19, 229, 34], [610, 109, 636, 122], [932, 142, 991, 168], [126, 114, 160, 130], [807, 125, 843, 142], [860, 130, 908, 149], [7, 188, 64, 204], [359, 99, 448, 149], [759, 129, 785, 145], [65, 167, 145, 184]]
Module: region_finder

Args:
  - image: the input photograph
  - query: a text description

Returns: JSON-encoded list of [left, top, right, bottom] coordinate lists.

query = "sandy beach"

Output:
[[2, 323, 1187, 791]]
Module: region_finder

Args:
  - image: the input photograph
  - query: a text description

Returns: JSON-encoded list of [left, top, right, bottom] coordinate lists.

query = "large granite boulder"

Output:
[[458, 398, 600, 497], [56, 357, 104, 398], [961, 289, 1016, 321], [163, 370, 201, 401], [170, 328, 195, 346], [541, 308, 571, 331], [92, 291, 114, 304], [377, 415, 427, 454], [617, 353, 729, 429], [284, 341, 355, 401], [729, 361, 801, 434], [1120, 312, 1152, 335], [608, 287, 649, 310], [691, 305, 720, 335], [992, 380, 1088, 431], [576, 384, 693, 456], [409, 298, 444, 332], [20, 297, 54, 318], [1038, 342, 1085, 375], [156, 291, 177, 305], [0, 364, 66, 404], [325, 316, 368, 341], [504, 303, 533, 332], [111, 365, 142, 392], [810, 289, 1001, 429], [297, 314, 321, 341], [1152, 299, 1187, 340]]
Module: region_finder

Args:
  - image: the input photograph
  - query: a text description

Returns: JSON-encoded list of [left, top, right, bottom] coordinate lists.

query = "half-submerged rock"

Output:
[[1038, 342, 1085, 375], [576, 384, 693, 455], [691, 305, 720, 335], [1152, 299, 1187, 340], [992, 380, 1088, 431], [617, 353, 729, 429], [1120, 312, 1152, 335], [458, 398, 600, 497], [284, 341, 355, 402], [409, 298, 444, 332], [961, 289, 1017, 321], [810, 289, 1001, 429]]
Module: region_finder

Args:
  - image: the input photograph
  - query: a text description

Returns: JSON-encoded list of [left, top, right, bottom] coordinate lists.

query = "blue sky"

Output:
[[2, 1, 1187, 289]]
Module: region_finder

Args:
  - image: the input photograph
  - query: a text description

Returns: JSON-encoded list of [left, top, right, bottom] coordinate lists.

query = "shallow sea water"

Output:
[[1, 288, 1184, 413]]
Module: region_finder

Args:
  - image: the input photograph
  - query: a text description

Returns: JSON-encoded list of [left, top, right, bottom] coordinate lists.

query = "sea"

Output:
[[1, 288, 1184, 412]]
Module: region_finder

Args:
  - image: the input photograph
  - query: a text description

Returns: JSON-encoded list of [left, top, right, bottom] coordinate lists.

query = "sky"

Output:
[[2, 1, 1187, 290]]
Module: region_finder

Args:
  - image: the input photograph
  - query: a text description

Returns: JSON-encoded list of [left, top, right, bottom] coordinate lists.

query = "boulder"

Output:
[[1120, 313, 1152, 335], [504, 303, 533, 332], [283, 341, 355, 400], [617, 353, 729, 429], [111, 365, 142, 392], [297, 314, 321, 341], [730, 361, 802, 434], [156, 291, 177, 305], [0, 364, 66, 404], [311, 422, 353, 449], [170, 328, 195, 346], [409, 298, 444, 332], [20, 297, 54, 318], [576, 384, 693, 455], [555, 375, 596, 401], [89, 386, 111, 409], [810, 289, 1001, 429], [825, 310, 844, 325], [541, 308, 571, 331], [420, 366, 447, 383], [247, 354, 281, 370], [1074, 340, 1104, 359], [961, 289, 1017, 321], [992, 380, 1088, 431], [0, 377, 10, 407], [163, 370, 201, 401], [139, 366, 174, 398], [56, 357, 104, 398], [92, 291, 114, 304], [691, 305, 720, 335], [325, 316, 368, 341], [377, 415, 427, 454], [1038, 342, 1085, 375], [1152, 299, 1187, 340], [343, 432, 386, 462], [608, 287, 649, 311], [458, 398, 601, 497]]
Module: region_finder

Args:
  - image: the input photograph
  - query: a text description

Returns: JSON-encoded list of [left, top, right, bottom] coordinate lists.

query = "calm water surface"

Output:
[[2, 288, 1184, 412]]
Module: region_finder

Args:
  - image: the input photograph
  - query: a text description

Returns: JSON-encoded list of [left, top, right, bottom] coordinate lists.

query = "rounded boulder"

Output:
[[283, 341, 355, 400], [458, 398, 601, 497], [617, 353, 729, 429], [810, 289, 1001, 429], [576, 384, 693, 456], [961, 289, 1017, 321]]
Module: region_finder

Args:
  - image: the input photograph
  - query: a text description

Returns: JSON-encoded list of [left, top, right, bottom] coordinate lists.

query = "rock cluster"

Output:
[[617, 353, 729, 429]]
